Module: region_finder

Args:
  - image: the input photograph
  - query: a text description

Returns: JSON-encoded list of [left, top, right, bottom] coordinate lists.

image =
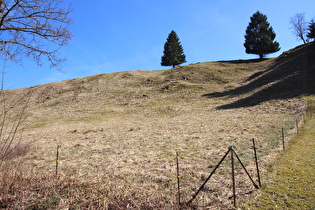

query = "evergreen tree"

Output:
[[307, 19, 315, 41], [161, 30, 186, 68], [244, 11, 280, 59]]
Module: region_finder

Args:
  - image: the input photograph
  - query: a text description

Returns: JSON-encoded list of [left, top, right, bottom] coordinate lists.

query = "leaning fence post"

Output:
[[56, 145, 61, 177], [176, 152, 181, 207], [252, 138, 261, 188], [187, 147, 231, 205], [233, 148, 259, 189]]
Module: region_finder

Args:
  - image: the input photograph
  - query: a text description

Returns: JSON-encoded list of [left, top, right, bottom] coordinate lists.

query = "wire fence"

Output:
[[53, 111, 307, 208]]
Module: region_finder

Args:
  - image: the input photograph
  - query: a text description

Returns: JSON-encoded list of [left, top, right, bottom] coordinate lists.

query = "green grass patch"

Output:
[[243, 96, 315, 209]]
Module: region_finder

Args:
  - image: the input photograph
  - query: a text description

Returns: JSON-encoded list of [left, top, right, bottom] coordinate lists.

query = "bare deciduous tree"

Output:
[[290, 13, 309, 44], [0, 0, 72, 67]]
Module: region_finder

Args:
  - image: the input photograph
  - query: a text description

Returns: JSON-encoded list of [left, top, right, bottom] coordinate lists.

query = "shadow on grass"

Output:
[[203, 43, 315, 109]]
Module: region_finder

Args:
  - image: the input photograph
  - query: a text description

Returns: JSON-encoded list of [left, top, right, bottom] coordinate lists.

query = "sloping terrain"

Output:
[[0, 42, 314, 208], [204, 42, 315, 108], [243, 96, 315, 209]]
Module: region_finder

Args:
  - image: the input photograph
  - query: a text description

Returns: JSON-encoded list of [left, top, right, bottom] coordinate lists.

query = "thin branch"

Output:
[[0, 0, 20, 29], [0, 0, 72, 67]]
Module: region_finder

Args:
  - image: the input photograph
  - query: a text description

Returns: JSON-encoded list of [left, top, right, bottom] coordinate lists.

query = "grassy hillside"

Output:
[[0, 42, 314, 209], [242, 96, 315, 209]]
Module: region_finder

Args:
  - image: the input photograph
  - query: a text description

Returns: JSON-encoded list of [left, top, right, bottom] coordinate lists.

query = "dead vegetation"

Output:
[[0, 43, 314, 209]]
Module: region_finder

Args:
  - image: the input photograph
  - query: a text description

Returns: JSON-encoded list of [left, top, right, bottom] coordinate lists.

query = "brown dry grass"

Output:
[[1, 43, 314, 209]]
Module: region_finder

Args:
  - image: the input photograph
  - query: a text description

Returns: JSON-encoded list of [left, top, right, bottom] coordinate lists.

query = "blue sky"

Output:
[[2, 0, 315, 89]]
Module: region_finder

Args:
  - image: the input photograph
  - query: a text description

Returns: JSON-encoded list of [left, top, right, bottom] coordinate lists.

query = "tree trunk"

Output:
[[301, 36, 307, 44], [259, 54, 264, 60]]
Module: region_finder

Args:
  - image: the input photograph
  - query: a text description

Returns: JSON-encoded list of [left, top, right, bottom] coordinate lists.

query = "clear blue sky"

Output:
[[2, 0, 315, 89]]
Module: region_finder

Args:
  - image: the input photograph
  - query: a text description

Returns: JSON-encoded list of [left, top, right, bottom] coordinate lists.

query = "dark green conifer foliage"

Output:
[[161, 30, 186, 68], [307, 20, 315, 40], [244, 11, 280, 59]]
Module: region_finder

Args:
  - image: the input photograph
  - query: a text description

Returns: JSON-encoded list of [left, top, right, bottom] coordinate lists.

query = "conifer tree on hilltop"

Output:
[[307, 19, 315, 41], [161, 30, 186, 68], [244, 11, 280, 59]]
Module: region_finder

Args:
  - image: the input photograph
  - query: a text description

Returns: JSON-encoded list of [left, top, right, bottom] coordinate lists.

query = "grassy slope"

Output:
[[0, 43, 314, 208], [243, 96, 315, 209]]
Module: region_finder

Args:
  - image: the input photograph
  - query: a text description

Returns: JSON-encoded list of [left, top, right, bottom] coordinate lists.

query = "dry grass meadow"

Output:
[[0, 43, 314, 209]]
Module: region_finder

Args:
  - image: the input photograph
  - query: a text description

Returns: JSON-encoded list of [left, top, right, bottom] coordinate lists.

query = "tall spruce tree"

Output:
[[307, 19, 315, 41], [161, 30, 186, 68], [244, 11, 280, 59]]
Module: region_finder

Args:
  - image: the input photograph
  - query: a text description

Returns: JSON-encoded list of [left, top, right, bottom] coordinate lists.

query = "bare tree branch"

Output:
[[0, 0, 72, 68]]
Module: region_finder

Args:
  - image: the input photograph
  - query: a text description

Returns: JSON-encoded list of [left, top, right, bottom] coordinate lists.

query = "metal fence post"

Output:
[[56, 145, 61, 177], [282, 128, 285, 151], [176, 152, 181, 207], [187, 147, 231, 205], [252, 138, 261, 188], [230, 146, 236, 207]]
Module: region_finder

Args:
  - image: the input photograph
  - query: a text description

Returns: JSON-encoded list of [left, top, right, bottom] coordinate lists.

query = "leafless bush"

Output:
[[0, 90, 31, 166], [0, 76, 33, 207], [0, 143, 31, 160]]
